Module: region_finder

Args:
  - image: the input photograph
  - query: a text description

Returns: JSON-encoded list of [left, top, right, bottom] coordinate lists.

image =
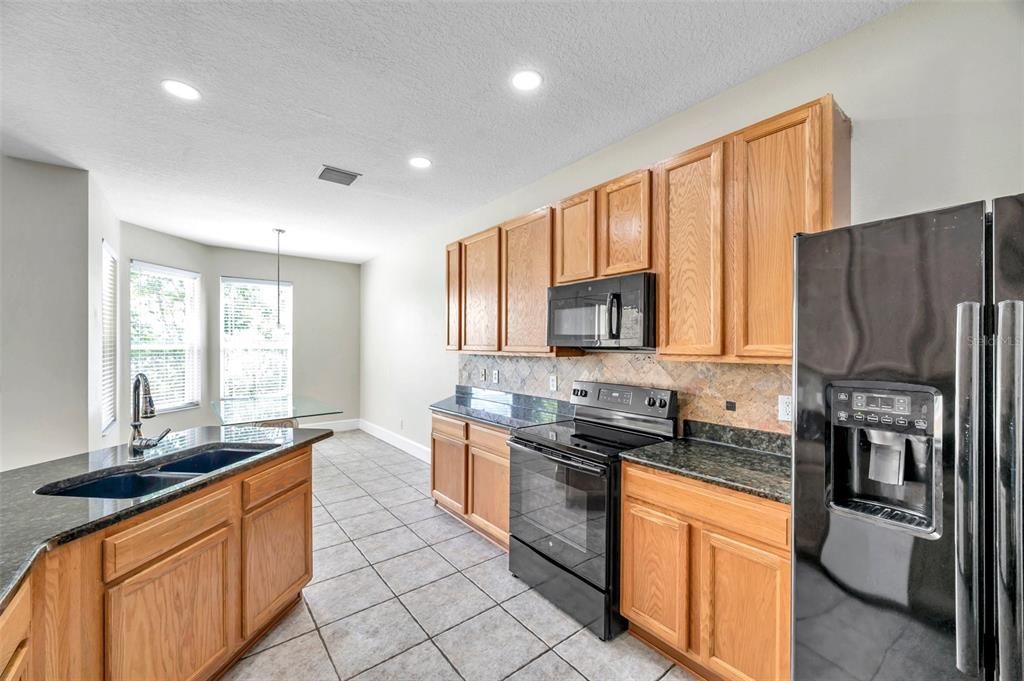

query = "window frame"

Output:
[[129, 259, 203, 413], [219, 275, 294, 400]]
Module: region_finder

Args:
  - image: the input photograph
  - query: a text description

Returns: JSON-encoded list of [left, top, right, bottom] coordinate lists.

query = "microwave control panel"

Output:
[[827, 382, 940, 436]]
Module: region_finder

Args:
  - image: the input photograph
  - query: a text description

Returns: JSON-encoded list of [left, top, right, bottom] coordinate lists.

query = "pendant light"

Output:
[[274, 228, 285, 327]]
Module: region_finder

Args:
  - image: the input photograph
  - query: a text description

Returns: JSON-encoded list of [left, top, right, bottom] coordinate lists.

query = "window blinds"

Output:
[[129, 260, 202, 411], [220, 277, 293, 399], [100, 242, 118, 430]]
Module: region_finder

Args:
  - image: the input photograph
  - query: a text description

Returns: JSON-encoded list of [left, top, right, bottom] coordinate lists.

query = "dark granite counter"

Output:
[[622, 421, 791, 504], [0, 424, 332, 610], [430, 385, 573, 430]]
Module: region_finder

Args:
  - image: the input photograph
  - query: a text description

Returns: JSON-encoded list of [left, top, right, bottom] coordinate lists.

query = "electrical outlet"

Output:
[[479, 368, 487, 381], [778, 395, 793, 422], [491, 369, 499, 384], [549, 374, 558, 392]]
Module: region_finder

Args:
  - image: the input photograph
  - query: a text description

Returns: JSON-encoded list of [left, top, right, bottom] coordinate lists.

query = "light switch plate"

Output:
[[549, 374, 557, 392], [491, 369, 499, 384], [778, 395, 793, 422]]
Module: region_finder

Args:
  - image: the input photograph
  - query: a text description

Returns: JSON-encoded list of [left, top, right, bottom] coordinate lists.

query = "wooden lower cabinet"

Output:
[[3, 446, 316, 681], [431, 414, 509, 547], [106, 527, 238, 681], [620, 462, 791, 681], [0, 577, 31, 681], [431, 432, 468, 514], [467, 446, 510, 544], [242, 482, 313, 637], [620, 498, 690, 651], [701, 531, 790, 681]]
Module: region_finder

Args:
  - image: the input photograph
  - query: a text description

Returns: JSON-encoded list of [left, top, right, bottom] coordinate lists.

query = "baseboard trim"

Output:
[[300, 418, 361, 432], [358, 420, 430, 463]]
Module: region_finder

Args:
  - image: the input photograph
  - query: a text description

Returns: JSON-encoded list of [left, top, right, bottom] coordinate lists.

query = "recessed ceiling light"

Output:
[[409, 157, 432, 169], [161, 79, 201, 101], [511, 70, 543, 92]]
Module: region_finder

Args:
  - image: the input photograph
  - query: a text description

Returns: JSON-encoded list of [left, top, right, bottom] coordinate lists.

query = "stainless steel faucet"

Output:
[[131, 373, 171, 457]]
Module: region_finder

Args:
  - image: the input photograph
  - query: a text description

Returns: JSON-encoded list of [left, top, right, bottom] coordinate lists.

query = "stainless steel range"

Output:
[[507, 380, 677, 640]]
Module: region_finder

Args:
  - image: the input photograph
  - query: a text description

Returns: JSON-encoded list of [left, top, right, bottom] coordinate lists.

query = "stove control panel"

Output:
[[570, 380, 677, 419]]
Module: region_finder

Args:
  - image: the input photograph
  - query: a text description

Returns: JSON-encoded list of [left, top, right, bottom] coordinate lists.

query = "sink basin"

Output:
[[40, 471, 198, 499], [36, 442, 278, 499], [158, 446, 275, 474]]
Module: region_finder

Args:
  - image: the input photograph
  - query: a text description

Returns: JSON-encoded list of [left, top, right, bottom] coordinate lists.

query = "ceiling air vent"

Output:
[[318, 165, 362, 186]]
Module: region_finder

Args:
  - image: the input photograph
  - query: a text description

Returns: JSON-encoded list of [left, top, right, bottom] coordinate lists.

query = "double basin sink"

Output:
[[35, 443, 277, 500]]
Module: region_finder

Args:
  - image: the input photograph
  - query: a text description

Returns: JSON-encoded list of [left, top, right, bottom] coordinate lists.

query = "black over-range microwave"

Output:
[[546, 272, 655, 351]]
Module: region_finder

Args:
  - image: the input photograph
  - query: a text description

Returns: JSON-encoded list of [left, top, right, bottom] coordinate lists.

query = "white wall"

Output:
[[360, 1, 1024, 449], [0, 157, 90, 470], [118, 223, 361, 441]]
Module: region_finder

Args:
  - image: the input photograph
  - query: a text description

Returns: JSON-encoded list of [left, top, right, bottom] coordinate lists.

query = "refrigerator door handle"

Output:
[[954, 301, 982, 675], [996, 300, 1023, 681]]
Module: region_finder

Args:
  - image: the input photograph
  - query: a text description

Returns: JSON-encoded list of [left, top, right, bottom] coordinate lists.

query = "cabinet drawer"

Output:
[[103, 487, 234, 582], [432, 414, 467, 441], [468, 424, 509, 457], [622, 463, 790, 551], [242, 450, 311, 511], [0, 577, 31, 676]]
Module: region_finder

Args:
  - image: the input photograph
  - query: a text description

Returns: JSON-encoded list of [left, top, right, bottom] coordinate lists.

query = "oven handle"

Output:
[[508, 439, 608, 477], [607, 293, 621, 339]]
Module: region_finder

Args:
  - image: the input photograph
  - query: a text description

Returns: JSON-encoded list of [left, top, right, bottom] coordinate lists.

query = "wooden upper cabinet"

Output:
[[554, 190, 597, 283], [597, 170, 651, 276], [445, 242, 462, 350], [700, 530, 790, 681], [501, 208, 552, 353], [461, 227, 501, 351], [731, 95, 848, 358], [656, 141, 725, 356]]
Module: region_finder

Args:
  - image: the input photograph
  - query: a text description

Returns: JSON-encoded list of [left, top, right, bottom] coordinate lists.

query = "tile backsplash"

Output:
[[458, 354, 791, 434]]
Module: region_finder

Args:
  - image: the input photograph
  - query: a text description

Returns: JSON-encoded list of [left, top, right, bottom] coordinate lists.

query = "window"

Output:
[[130, 261, 201, 411], [100, 241, 118, 431], [220, 277, 293, 398]]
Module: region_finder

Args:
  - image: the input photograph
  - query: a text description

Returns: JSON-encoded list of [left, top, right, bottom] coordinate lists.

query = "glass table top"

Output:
[[211, 395, 343, 425]]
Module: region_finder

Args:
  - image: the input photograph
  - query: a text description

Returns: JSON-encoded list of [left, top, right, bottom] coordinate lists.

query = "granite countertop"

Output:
[[430, 385, 573, 430], [621, 421, 792, 504], [0, 424, 332, 610]]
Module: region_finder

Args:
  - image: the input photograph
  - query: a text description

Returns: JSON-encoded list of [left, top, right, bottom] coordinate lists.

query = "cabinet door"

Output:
[[597, 170, 651, 276], [620, 498, 690, 650], [731, 100, 823, 358], [242, 482, 312, 637], [554, 190, 596, 283], [700, 530, 790, 681], [431, 433, 467, 514], [467, 446, 509, 545], [462, 227, 501, 351], [0, 643, 27, 681], [107, 527, 238, 681], [445, 242, 462, 350], [656, 141, 725, 356], [501, 208, 552, 353]]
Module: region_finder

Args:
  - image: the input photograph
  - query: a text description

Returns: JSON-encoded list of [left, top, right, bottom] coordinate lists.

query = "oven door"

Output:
[[508, 439, 610, 589]]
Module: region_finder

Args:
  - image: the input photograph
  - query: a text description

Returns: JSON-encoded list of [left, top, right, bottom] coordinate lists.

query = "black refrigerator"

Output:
[[793, 194, 1024, 681]]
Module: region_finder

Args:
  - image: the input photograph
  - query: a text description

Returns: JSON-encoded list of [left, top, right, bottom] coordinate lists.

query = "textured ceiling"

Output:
[[1, 1, 900, 262]]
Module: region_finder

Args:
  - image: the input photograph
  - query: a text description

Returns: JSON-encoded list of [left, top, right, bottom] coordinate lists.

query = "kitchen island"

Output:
[[0, 425, 331, 681]]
